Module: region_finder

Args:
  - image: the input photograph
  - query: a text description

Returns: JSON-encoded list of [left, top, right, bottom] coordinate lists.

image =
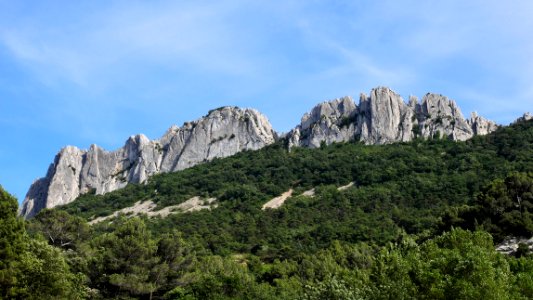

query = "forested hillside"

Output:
[[2, 119, 532, 299]]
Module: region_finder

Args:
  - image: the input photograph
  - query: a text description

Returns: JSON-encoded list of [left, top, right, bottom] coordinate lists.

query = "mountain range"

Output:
[[20, 86, 501, 218]]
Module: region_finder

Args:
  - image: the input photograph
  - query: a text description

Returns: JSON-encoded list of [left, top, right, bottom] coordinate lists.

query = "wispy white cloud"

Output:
[[0, 1, 260, 89], [1, 31, 91, 86]]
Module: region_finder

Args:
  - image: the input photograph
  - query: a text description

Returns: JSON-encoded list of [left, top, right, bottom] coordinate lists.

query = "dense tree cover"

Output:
[[442, 172, 533, 242], [79, 217, 192, 299], [0, 185, 27, 297], [5, 119, 533, 298], [0, 186, 85, 299], [27, 209, 90, 250]]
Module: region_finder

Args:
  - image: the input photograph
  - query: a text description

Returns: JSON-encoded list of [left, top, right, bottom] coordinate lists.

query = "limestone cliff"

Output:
[[287, 87, 498, 148], [287, 97, 357, 148], [22, 87, 500, 218], [20, 107, 276, 218], [514, 112, 532, 123]]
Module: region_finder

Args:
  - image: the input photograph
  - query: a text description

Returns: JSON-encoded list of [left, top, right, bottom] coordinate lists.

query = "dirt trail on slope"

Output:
[[302, 188, 315, 197], [262, 189, 293, 210], [89, 197, 217, 225], [337, 182, 354, 191]]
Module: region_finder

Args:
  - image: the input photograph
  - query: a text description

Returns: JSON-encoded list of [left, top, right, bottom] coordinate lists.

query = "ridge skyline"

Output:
[[20, 86, 516, 217], [5, 85, 529, 207], [3, 2, 533, 205], [31, 86, 510, 153]]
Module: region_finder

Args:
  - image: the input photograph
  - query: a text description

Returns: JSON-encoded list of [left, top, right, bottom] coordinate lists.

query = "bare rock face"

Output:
[[161, 107, 275, 171], [358, 87, 414, 144], [496, 236, 533, 255], [514, 112, 532, 123], [468, 112, 499, 136], [288, 97, 357, 148], [288, 87, 498, 147], [20, 107, 276, 218]]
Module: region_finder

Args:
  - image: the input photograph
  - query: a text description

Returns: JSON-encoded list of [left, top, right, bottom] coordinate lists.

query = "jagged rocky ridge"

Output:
[[21, 107, 276, 218], [21, 87, 499, 218], [287, 86, 498, 148]]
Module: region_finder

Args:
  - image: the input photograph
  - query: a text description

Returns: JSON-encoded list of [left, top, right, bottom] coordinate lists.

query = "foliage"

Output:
[[28, 209, 91, 250], [88, 217, 194, 299], [368, 229, 513, 299], [442, 172, 533, 242], [17, 238, 87, 300], [0, 185, 28, 298], [0, 185, 86, 299]]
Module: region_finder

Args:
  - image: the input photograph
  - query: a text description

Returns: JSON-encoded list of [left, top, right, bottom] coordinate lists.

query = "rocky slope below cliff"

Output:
[[287, 87, 498, 148], [20, 107, 276, 218]]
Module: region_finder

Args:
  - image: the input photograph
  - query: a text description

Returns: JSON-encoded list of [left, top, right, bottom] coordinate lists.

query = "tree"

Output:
[[91, 217, 158, 297], [0, 185, 28, 298], [0, 185, 86, 299], [368, 229, 514, 299], [28, 209, 90, 250], [90, 217, 194, 299], [17, 239, 87, 300], [416, 229, 512, 299], [475, 172, 533, 240], [185, 255, 256, 299], [150, 230, 195, 299]]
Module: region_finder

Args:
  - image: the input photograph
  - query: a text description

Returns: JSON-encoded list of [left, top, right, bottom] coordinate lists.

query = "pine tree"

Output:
[[0, 185, 28, 298], [0, 186, 86, 299]]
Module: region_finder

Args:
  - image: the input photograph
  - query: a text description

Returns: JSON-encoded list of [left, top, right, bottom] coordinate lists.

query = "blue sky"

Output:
[[1, 0, 532, 203]]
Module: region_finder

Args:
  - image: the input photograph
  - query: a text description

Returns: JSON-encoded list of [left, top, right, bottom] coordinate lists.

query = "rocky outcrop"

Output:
[[20, 107, 276, 218], [287, 97, 357, 148], [287, 87, 498, 148], [468, 112, 499, 135], [496, 236, 533, 255], [514, 112, 532, 123], [22, 87, 501, 218]]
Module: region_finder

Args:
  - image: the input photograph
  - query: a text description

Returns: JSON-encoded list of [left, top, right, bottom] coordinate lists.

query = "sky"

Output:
[[1, 0, 532, 203]]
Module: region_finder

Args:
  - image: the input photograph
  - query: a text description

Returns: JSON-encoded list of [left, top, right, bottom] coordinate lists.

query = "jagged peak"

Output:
[[408, 95, 419, 107], [365, 87, 407, 110], [371, 86, 397, 94], [304, 96, 355, 117], [298, 96, 356, 133], [60, 145, 84, 153], [21, 104, 278, 218], [288, 86, 499, 147], [126, 134, 150, 145], [421, 92, 455, 106], [514, 112, 532, 123], [206, 105, 240, 116], [204, 106, 268, 120]]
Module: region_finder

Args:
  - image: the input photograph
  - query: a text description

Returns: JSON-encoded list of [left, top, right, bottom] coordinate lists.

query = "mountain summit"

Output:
[[21, 107, 275, 218], [287, 87, 497, 148], [20, 87, 498, 218]]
